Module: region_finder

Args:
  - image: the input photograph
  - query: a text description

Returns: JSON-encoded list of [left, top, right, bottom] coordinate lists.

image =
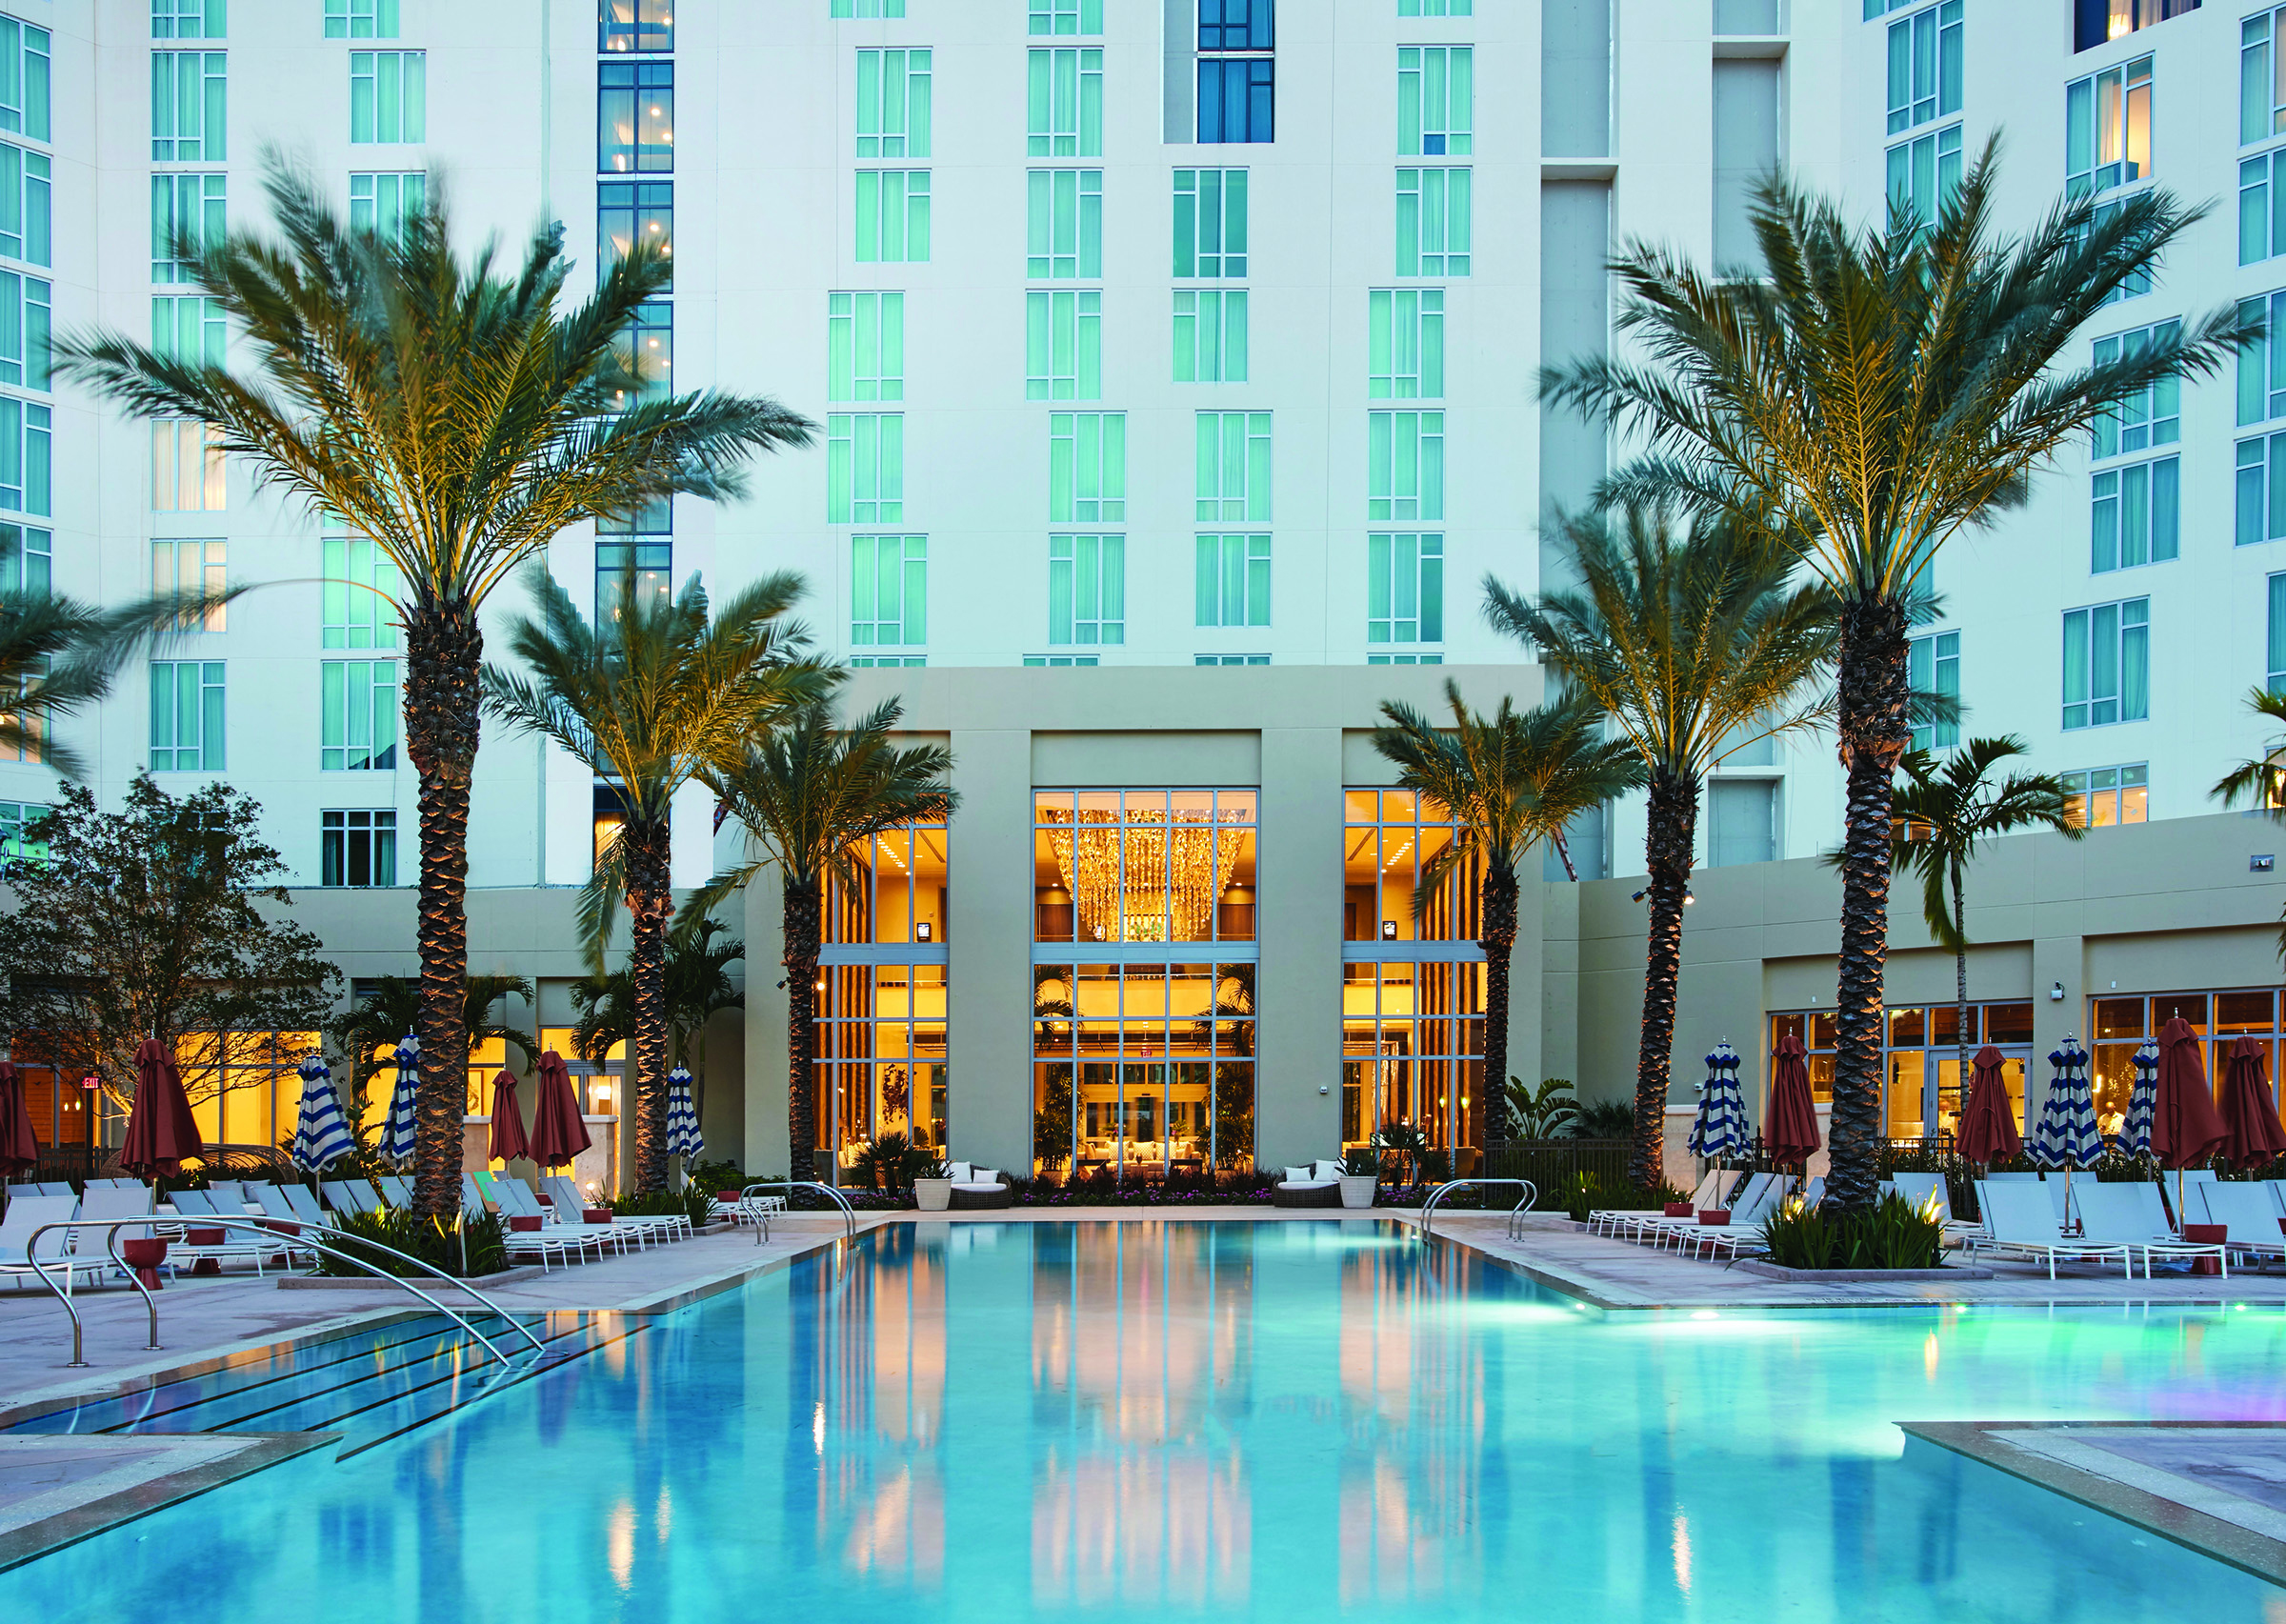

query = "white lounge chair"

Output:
[[0, 1193, 106, 1292], [2073, 1182, 2224, 1278], [2191, 1182, 2286, 1268], [1591, 1168, 1735, 1238], [543, 1175, 681, 1246], [1679, 1174, 1791, 1259], [2161, 1169, 2219, 1231], [1971, 1181, 2133, 1279], [162, 1190, 298, 1276], [1890, 1172, 1983, 1245], [491, 1178, 614, 1265]]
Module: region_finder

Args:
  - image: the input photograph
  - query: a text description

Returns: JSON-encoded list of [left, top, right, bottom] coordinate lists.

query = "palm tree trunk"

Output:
[[404, 600, 479, 1219], [1830, 593, 1911, 1212], [1952, 863, 1969, 1145], [783, 872, 823, 1182], [1478, 862, 1519, 1153], [623, 816, 673, 1193], [1633, 769, 1697, 1190]]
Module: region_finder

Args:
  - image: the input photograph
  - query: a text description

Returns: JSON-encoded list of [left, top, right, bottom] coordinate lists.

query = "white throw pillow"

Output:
[[947, 1162, 972, 1182], [1313, 1159, 1345, 1181], [974, 1169, 1000, 1184], [1282, 1166, 1312, 1184]]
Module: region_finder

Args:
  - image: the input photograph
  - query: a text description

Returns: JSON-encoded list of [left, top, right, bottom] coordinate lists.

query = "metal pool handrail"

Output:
[[742, 1181, 857, 1240], [26, 1215, 546, 1369], [1417, 1178, 1538, 1242]]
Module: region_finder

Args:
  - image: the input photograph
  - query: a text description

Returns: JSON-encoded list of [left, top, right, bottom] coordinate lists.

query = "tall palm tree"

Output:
[[58, 162, 815, 1214], [483, 567, 824, 1191], [1883, 737, 2081, 1115], [1484, 506, 1834, 1188], [689, 698, 956, 1180], [1538, 147, 2247, 1208], [1370, 684, 1644, 1152], [568, 918, 746, 1132], [324, 973, 535, 1137], [2211, 688, 2286, 959]]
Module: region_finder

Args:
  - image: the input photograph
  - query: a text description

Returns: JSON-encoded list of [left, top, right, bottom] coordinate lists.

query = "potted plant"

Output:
[[1338, 1149, 1379, 1211], [912, 1155, 952, 1212]]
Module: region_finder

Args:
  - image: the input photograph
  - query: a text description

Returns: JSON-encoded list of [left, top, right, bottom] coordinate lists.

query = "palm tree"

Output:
[[324, 973, 535, 1137], [58, 162, 816, 1214], [1484, 506, 1833, 1188], [1883, 737, 2081, 1117], [2211, 689, 2286, 959], [689, 697, 956, 1181], [1370, 684, 1644, 1152], [568, 917, 746, 1128], [1538, 147, 2247, 1209], [483, 567, 823, 1190]]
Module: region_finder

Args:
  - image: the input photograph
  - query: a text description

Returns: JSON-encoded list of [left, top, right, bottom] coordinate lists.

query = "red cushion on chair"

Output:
[[583, 1208, 612, 1225], [718, 1190, 742, 1203], [1697, 1210, 1731, 1227], [509, 1214, 543, 1232], [1664, 1202, 1693, 1217], [185, 1227, 225, 1246], [2184, 1223, 2227, 1244]]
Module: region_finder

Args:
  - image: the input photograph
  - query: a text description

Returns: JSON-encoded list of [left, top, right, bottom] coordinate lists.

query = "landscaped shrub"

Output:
[[611, 1189, 712, 1227], [318, 1208, 509, 1279], [1760, 1193, 1943, 1271], [1559, 1171, 1685, 1223], [1013, 1169, 1279, 1206]]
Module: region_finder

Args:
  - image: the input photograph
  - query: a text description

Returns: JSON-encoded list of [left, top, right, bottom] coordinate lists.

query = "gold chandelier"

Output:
[[1041, 808, 1246, 942]]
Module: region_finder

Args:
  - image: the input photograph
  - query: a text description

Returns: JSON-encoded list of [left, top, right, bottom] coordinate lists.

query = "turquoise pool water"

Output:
[[4, 1220, 2283, 1621]]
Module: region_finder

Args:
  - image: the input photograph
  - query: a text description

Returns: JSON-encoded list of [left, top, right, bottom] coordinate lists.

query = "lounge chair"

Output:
[[542, 1175, 679, 1246], [377, 1175, 414, 1208], [1678, 1173, 1792, 1258], [2074, 1182, 2225, 1278], [1890, 1172, 1983, 1245], [343, 1177, 387, 1213], [1270, 1159, 1341, 1209], [946, 1161, 1015, 1210], [319, 1180, 358, 1213], [1591, 1169, 1735, 1238], [461, 1173, 490, 1213], [2161, 1169, 2219, 1231], [161, 1190, 299, 1276], [255, 1183, 330, 1236], [1634, 1173, 1778, 1246], [277, 1183, 329, 1226], [0, 1193, 106, 1292], [2191, 1182, 2286, 1268], [1971, 1181, 2133, 1279], [1986, 1171, 2039, 1182], [491, 1178, 615, 1263]]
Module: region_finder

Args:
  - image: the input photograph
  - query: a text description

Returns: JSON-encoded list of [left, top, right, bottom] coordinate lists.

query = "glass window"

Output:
[[1049, 412, 1125, 523], [2239, 431, 2286, 548], [829, 291, 903, 402], [1024, 653, 1098, 666], [2090, 458, 2178, 571], [857, 50, 931, 160], [1707, 779, 1776, 868], [816, 964, 950, 1167], [1026, 169, 1101, 278], [612, 299, 672, 405], [598, 178, 672, 284], [1907, 630, 1959, 752], [1368, 410, 1442, 521], [2060, 762, 2149, 828], [152, 538, 226, 632], [596, 60, 669, 171], [0, 270, 47, 391], [321, 660, 397, 771], [1399, 0, 1470, 13], [2245, 8, 2285, 143], [1197, 58, 1273, 144], [1026, 290, 1101, 400], [151, 294, 225, 367], [149, 660, 225, 771], [325, 0, 397, 39], [1195, 652, 1269, 665], [1173, 291, 1248, 382], [852, 534, 927, 651], [1194, 534, 1270, 628], [0, 20, 49, 143], [2091, 321, 2180, 457], [0, 397, 51, 515], [1885, 1, 1962, 134], [1199, 0, 1273, 48], [2066, 54, 2152, 196], [1031, 0, 1101, 33], [1886, 124, 1962, 223], [827, 414, 905, 525], [322, 810, 397, 887], [1029, 49, 1102, 158], [594, 537, 669, 628], [2236, 292, 2286, 426], [1395, 168, 1470, 276], [855, 171, 931, 263], [1369, 289, 1443, 400], [2239, 152, 2286, 266], [0, 145, 47, 268], [2270, 571, 2286, 692], [832, 0, 908, 13], [0, 522, 50, 598], [1173, 170, 1247, 277], [1033, 790, 1256, 944], [350, 51, 424, 145], [1397, 46, 1471, 155], [151, 171, 221, 280], [1367, 532, 1443, 646], [152, 50, 227, 161], [1194, 411, 1271, 521], [2061, 596, 2150, 730], [1047, 535, 1124, 645], [322, 527, 401, 650], [2076, 0, 2196, 51], [349, 170, 424, 245], [599, 0, 671, 51], [1339, 962, 1482, 1159]]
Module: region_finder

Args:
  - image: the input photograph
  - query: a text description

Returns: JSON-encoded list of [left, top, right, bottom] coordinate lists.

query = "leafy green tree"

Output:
[[325, 973, 535, 1138], [1882, 736, 2082, 1105], [1370, 684, 1645, 1151], [1485, 506, 1832, 1186], [1538, 149, 2245, 1207], [0, 778, 340, 1125], [691, 697, 957, 1180], [57, 161, 814, 1214], [484, 568, 819, 1190], [1504, 1076, 1578, 1139], [568, 917, 746, 1130]]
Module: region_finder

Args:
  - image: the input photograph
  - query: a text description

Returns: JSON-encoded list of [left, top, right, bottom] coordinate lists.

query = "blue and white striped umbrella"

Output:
[[289, 1056, 356, 1173], [2120, 1037, 2160, 1157], [2031, 1036, 2103, 1171], [1688, 1040, 1750, 1162], [380, 1033, 420, 1164], [665, 1065, 704, 1160]]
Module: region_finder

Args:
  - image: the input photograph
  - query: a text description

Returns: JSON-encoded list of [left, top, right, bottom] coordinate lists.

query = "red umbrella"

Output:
[[528, 1051, 592, 1171], [2153, 1015, 2228, 1169], [0, 1062, 37, 1177], [485, 1070, 531, 1164], [2216, 1033, 2286, 1171], [1956, 1046, 2022, 1167], [1766, 1033, 1821, 1171], [117, 1037, 204, 1180]]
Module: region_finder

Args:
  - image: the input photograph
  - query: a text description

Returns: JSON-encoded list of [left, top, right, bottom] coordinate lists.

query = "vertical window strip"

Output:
[[1367, 411, 1444, 521], [151, 50, 227, 162], [1173, 290, 1249, 382], [350, 171, 425, 245], [2090, 457, 2178, 571], [597, 178, 673, 285], [1028, 49, 1103, 158], [0, 21, 50, 143], [1026, 291, 1101, 400], [349, 50, 425, 145], [149, 660, 225, 771], [856, 49, 932, 160], [151, 170, 222, 281], [1395, 169, 1472, 276], [1366, 532, 1444, 645], [2066, 54, 2154, 196], [1193, 533, 1271, 627], [851, 534, 927, 649], [2269, 571, 2286, 692], [1048, 533, 1124, 645], [1173, 169, 1248, 277], [1026, 169, 1103, 278], [151, 421, 224, 512], [855, 171, 932, 263], [829, 291, 906, 403], [2244, 9, 2286, 147], [1368, 289, 1444, 399], [1397, 46, 1472, 156], [828, 414, 907, 525], [1193, 411, 1272, 522], [1049, 412, 1125, 523], [320, 659, 398, 771], [596, 60, 669, 172], [322, 531, 402, 651]]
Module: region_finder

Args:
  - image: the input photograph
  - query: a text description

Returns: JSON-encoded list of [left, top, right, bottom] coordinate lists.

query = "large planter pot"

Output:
[[914, 1177, 952, 1213], [1338, 1175, 1377, 1210]]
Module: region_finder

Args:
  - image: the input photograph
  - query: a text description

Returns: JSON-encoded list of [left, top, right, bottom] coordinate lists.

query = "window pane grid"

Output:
[[828, 414, 906, 525], [1397, 46, 1472, 156], [1367, 411, 1444, 521], [1026, 291, 1101, 400], [152, 421, 224, 511], [1367, 532, 1444, 646], [151, 50, 226, 162], [1194, 533, 1271, 627], [829, 291, 904, 403], [1368, 289, 1443, 400], [1028, 49, 1103, 158], [1047, 535, 1125, 646], [148, 660, 224, 771], [150, 170, 220, 280], [1050, 412, 1125, 523], [2061, 596, 2150, 730], [1395, 168, 1471, 276], [851, 534, 927, 649], [321, 809, 397, 888], [856, 49, 932, 160], [855, 170, 931, 263], [596, 60, 669, 171], [1193, 411, 1271, 522], [1173, 290, 1248, 382], [1173, 169, 1247, 277], [320, 660, 398, 772], [1026, 169, 1101, 279], [350, 50, 426, 146]]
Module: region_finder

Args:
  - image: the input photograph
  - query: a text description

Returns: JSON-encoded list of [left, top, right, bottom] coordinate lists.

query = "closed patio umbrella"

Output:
[[2120, 1038, 2159, 1158], [486, 1070, 531, 1165], [529, 1050, 592, 1171], [2217, 1033, 2286, 1171], [289, 1057, 355, 1174], [665, 1066, 704, 1165], [118, 1037, 203, 1181], [2154, 1014, 2229, 1222], [1765, 1033, 1820, 1193], [1956, 1046, 2022, 1168], [2030, 1037, 2101, 1219], [380, 1033, 419, 1165], [0, 1062, 36, 1180], [1688, 1040, 1748, 1193]]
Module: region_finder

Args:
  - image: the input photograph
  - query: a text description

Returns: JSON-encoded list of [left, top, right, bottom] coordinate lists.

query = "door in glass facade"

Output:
[[1773, 1001, 2033, 1142], [817, 818, 953, 1172]]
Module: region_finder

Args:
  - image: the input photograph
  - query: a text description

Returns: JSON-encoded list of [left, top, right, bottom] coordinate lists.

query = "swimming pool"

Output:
[[3, 1220, 2281, 1621]]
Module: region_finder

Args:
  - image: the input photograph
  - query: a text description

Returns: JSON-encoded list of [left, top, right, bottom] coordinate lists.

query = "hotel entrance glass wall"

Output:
[[816, 819, 951, 1173], [1771, 1001, 2033, 1142], [1033, 790, 1256, 1179]]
